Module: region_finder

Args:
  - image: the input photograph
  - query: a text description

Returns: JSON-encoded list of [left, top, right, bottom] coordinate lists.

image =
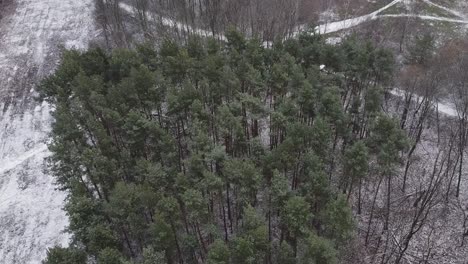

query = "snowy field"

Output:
[[0, 0, 96, 263]]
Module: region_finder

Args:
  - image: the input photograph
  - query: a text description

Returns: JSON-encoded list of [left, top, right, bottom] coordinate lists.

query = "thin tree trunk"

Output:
[[366, 176, 383, 245]]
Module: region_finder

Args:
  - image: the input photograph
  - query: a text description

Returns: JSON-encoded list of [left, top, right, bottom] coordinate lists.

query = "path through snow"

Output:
[[119, 3, 227, 41], [389, 89, 459, 117], [379, 14, 468, 24], [315, 0, 403, 34], [422, 0, 466, 19]]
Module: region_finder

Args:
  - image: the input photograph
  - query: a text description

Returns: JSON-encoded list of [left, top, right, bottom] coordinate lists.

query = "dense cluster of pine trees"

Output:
[[39, 31, 407, 263]]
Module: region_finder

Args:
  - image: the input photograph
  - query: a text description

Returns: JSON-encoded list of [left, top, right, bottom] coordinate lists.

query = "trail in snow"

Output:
[[315, 0, 403, 34], [119, 3, 226, 41], [379, 14, 468, 24], [315, 0, 468, 34], [422, 0, 466, 19], [389, 89, 458, 117]]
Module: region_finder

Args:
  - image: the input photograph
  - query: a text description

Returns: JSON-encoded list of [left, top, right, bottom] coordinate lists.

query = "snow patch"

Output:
[[390, 88, 458, 117]]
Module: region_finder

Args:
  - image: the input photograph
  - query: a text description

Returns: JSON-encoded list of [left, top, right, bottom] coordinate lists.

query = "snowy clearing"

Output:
[[0, 0, 96, 263]]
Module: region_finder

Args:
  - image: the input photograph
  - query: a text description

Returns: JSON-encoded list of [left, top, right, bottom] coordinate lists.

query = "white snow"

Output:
[[379, 14, 468, 24], [314, 0, 468, 34], [0, 0, 96, 263], [389, 88, 459, 117], [422, 0, 467, 19]]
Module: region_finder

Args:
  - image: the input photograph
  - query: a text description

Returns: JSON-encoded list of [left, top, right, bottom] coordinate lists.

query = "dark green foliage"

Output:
[[282, 196, 311, 237], [370, 115, 409, 173], [406, 33, 435, 65], [141, 247, 166, 264], [300, 233, 338, 264], [320, 196, 355, 242], [42, 247, 86, 264], [39, 33, 396, 263], [207, 240, 230, 264], [97, 248, 125, 264], [342, 141, 369, 190]]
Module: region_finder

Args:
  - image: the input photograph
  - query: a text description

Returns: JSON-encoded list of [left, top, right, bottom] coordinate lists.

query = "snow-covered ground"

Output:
[[0, 0, 96, 263], [390, 88, 459, 117], [422, 0, 467, 19]]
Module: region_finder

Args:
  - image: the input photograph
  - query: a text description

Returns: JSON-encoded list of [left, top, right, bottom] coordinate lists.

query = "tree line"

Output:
[[72, 0, 468, 261], [39, 30, 405, 263]]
